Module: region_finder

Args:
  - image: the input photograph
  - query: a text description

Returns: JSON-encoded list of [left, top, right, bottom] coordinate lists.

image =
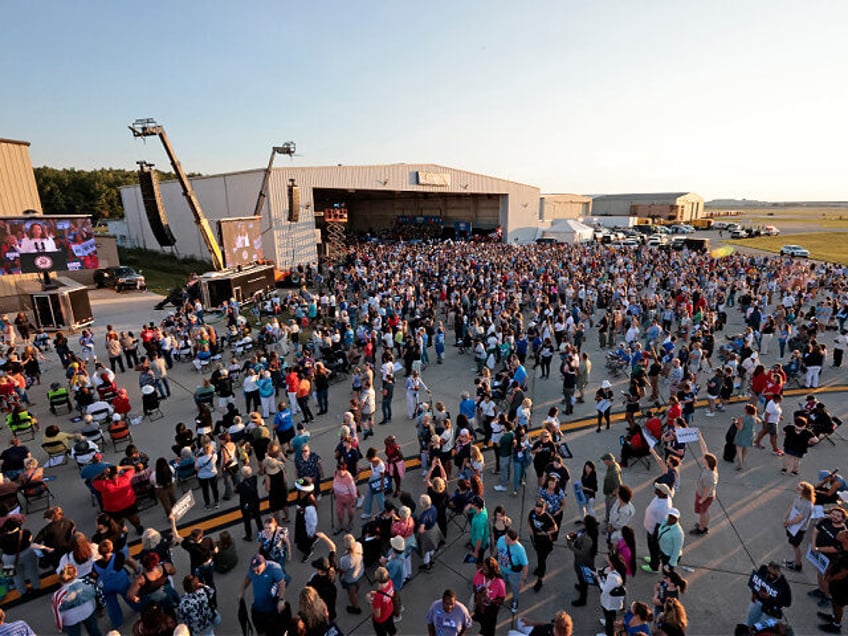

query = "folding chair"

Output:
[[41, 441, 69, 468], [133, 480, 157, 511], [820, 416, 843, 446], [48, 388, 73, 415], [6, 416, 36, 442], [620, 435, 651, 471], [90, 407, 112, 427], [175, 461, 198, 492], [108, 420, 134, 452], [18, 480, 53, 513], [97, 386, 118, 403]]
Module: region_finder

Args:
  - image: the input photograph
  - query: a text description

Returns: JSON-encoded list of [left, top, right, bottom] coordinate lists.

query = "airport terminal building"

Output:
[[119, 164, 541, 269]]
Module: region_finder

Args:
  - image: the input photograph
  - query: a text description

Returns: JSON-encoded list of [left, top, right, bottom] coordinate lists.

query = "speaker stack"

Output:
[[137, 163, 177, 246]]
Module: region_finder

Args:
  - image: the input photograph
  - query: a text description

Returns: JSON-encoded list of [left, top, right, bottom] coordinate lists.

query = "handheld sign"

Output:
[[675, 428, 700, 444], [172, 490, 195, 522], [806, 545, 830, 575]]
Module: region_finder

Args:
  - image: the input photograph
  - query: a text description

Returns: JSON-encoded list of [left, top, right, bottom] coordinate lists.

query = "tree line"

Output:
[[34, 167, 200, 222]]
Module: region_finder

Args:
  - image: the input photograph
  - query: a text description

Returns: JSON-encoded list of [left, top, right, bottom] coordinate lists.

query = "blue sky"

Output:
[[2, 0, 846, 200]]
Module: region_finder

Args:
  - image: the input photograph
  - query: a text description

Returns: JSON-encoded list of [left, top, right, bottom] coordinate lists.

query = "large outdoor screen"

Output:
[[0, 216, 99, 275], [219, 217, 264, 268]]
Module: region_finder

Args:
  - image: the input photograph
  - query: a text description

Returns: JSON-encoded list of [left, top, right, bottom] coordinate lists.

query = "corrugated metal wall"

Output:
[[0, 140, 42, 216]]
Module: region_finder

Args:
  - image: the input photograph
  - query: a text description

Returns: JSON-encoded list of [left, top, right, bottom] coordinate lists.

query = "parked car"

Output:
[[730, 229, 749, 239], [780, 245, 810, 258], [669, 224, 695, 234], [762, 225, 780, 236], [93, 266, 146, 291], [713, 221, 729, 231], [646, 234, 668, 247]]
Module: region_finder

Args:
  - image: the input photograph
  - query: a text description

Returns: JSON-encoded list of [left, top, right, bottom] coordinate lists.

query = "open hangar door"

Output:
[[312, 188, 502, 238]]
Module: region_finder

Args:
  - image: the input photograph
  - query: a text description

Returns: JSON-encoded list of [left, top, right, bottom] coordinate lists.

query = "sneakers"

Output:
[[356, 497, 364, 508], [533, 579, 543, 592], [641, 564, 659, 573], [510, 601, 518, 614], [689, 527, 708, 536], [493, 485, 507, 492], [772, 449, 785, 456], [818, 622, 841, 633], [810, 589, 827, 599], [782, 560, 802, 571], [360, 513, 371, 520], [819, 597, 834, 608], [705, 411, 716, 417]]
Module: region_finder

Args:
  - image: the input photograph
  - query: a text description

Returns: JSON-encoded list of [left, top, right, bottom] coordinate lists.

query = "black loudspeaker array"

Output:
[[287, 180, 300, 222], [138, 164, 177, 246]]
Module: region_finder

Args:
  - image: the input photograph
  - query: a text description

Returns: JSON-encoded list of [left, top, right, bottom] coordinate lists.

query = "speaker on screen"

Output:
[[287, 181, 300, 223], [138, 164, 177, 246]]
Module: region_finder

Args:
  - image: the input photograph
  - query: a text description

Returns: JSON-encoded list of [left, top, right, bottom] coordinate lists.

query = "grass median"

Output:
[[727, 232, 848, 265]]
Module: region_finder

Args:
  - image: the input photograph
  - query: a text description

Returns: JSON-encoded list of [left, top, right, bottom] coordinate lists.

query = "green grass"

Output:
[[118, 247, 212, 295], [727, 233, 848, 265], [710, 207, 848, 228]]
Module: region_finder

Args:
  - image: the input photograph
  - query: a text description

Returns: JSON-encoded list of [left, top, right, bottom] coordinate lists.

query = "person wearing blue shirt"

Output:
[[515, 335, 528, 364], [496, 529, 529, 614], [513, 364, 527, 389], [383, 535, 406, 591], [458, 393, 476, 423], [274, 402, 295, 451], [238, 554, 289, 634], [435, 328, 446, 364], [258, 371, 276, 418]]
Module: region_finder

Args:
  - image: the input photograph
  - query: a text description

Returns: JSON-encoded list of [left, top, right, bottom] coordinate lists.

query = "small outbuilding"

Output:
[[590, 192, 704, 222]]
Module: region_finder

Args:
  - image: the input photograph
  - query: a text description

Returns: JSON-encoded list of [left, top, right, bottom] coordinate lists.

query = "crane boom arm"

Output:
[[129, 121, 226, 271]]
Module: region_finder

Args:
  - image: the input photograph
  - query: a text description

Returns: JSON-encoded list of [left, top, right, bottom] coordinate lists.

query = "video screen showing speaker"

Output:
[[219, 217, 264, 268], [0, 216, 99, 275]]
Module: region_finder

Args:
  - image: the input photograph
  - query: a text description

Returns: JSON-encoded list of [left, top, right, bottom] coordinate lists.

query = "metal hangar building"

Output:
[[119, 163, 541, 269]]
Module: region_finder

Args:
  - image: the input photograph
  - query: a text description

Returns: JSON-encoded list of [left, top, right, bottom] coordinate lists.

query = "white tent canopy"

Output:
[[537, 218, 594, 243]]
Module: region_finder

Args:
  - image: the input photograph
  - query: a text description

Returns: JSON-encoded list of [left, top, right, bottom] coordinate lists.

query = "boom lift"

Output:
[[253, 141, 297, 217], [128, 118, 226, 271]]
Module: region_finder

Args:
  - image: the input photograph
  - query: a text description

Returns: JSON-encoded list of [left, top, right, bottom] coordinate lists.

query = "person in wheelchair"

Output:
[[620, 422, 650, 468]]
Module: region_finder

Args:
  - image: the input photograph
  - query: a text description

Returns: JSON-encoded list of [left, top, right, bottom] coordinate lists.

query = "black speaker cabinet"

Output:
[[287, 183, 300, 223], [138, 165, 177, 246]]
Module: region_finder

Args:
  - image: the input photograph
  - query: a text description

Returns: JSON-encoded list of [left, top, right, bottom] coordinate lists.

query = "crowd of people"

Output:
[[0, 239, 845, 635]]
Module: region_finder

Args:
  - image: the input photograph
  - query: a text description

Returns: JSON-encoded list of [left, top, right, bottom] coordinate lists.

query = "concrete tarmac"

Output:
[[3, 286, 847, 636]]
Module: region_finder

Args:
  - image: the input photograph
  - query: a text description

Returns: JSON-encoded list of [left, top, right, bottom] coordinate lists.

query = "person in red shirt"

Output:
[[92, 465, 143, 534], [366, 566, 397, 636], [665, 396, 682, 428], [296, 375, 314, 423], [286, 369, 301, 416]]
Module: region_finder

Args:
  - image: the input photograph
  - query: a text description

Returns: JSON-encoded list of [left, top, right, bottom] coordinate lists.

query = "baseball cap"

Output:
[[654, 483, 672, 496], [667, 508, 680, 518], [250, 555, 266, 568], [600, 452, 615, 461]]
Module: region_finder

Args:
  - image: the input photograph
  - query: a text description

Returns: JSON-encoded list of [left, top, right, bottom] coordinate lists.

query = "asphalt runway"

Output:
[[3, 284, 847, 636]]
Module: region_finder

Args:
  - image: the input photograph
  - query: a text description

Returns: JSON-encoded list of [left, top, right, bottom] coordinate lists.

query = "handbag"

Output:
[[506, 543, 523, 572]]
